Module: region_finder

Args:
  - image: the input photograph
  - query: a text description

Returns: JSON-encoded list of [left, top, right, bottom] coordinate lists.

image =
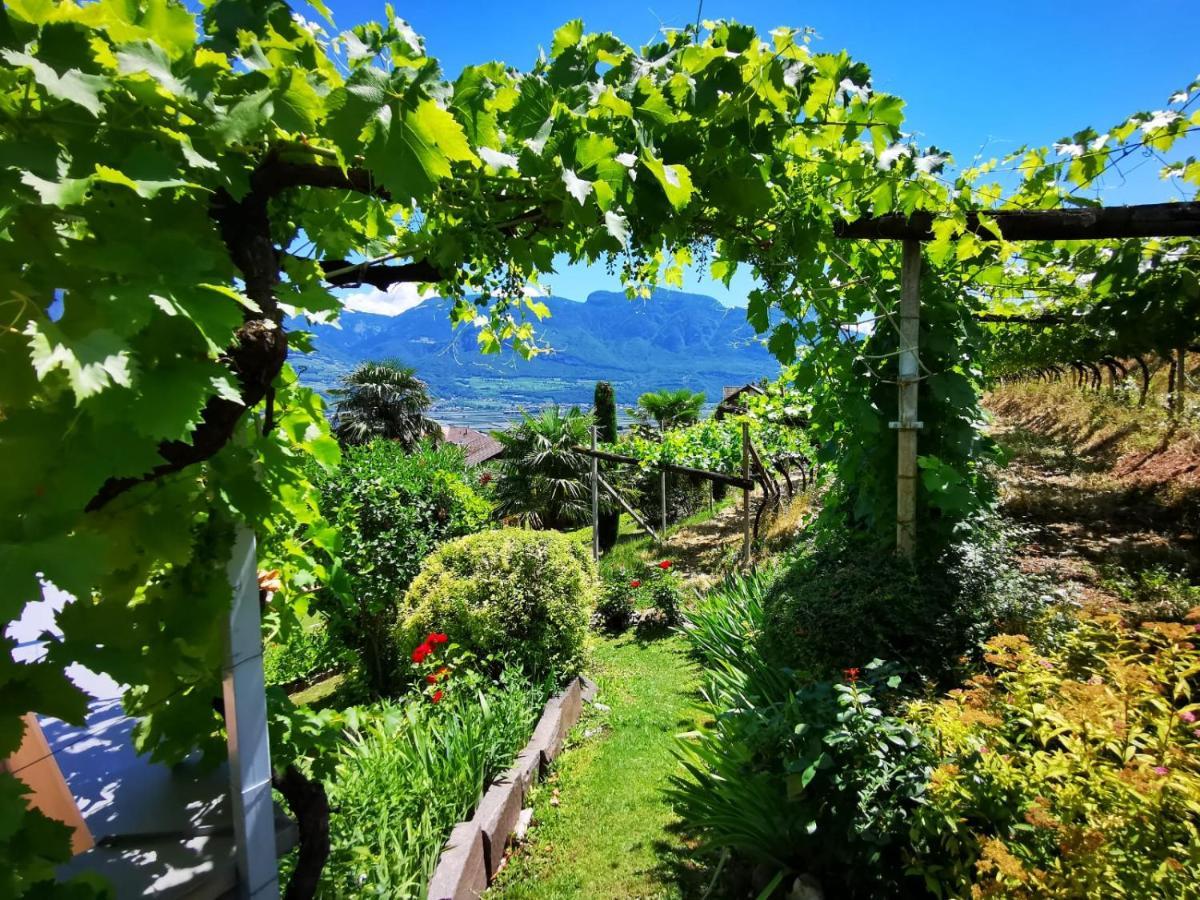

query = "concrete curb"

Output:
[[426, 675, 594, 897], [427, 821, 486, 900]]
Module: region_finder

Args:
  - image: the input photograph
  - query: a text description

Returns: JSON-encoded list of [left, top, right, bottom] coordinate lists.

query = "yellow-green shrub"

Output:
[[908, 616, 1200, 898], [396, 529, 597, 683]]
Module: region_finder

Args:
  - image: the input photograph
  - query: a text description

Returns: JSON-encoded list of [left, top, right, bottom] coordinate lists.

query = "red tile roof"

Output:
[[439, 425, 504, 466]]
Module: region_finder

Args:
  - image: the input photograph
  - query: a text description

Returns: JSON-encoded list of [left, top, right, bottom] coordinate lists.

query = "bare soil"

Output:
[[989, 403, 1200, 612]]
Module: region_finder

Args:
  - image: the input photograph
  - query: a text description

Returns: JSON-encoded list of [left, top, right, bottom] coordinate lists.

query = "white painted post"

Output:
[[895, 240, 922, 558], [223, 526, 280, 900], [590, 426, 600, 562]]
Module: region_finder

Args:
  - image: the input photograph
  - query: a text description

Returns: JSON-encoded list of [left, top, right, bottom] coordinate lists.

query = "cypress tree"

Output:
[[594, 381, 621, 551]]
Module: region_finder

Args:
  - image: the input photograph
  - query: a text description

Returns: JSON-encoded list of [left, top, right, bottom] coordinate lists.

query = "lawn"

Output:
[[492, 631, 714, 899]]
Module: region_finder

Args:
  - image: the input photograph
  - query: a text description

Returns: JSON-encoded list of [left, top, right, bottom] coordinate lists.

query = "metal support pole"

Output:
[[590, 426, 600, 561], [660, 469, 668, 540], [223, 526, 280, 900], [741, 421, 751, 567], [895, 239, 922, 558]]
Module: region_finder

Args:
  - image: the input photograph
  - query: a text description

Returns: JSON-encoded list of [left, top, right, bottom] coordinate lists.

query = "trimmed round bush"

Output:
[[396, 528, 597, 683]]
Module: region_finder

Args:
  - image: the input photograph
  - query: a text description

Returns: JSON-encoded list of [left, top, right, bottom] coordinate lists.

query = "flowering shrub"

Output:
[[645, 560, 683, 625], [397, 529, 596, 684], [595, 571, 638, 632], [908, 616, 1200, 898], [307, 439, 491, 694], [672, 570, 931, 895]]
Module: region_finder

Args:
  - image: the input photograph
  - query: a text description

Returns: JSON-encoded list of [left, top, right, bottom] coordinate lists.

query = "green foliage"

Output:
[[672, 570, 932, 896], [397, 529, 597, 684], [321, 671, 546, 896], [262, 613, 350, 687], [595, 570, 637, 632], [908, 617, 1200, 898], [640, 560, 685, 625], [311, 440, 491, 694], [979, 239, 1199, 389], [1102, 565, 1200, 622], [615, 373, 816, 479], [633, 388, 706, 430], [2, 0, 1197, 889], [593, 382, 620, 551], [761, 524, 1066, 683], [331, 360, 439, 449], [493, 406, 595, 530]]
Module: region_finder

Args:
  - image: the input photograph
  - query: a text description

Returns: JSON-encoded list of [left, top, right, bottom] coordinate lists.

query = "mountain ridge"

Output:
[[290, 288, 779, 428]]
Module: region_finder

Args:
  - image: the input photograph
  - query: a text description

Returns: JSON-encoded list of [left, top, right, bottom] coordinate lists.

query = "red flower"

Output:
[[630, 580, 641, 588], [426, 673, 439, 684], [431, 690, 444, 704], [658, 560, 672, 570], [411, 642, 433, 664], [427, 632, 449, 645], [426, 666, 450, 685], [843, 667, 861, 683]]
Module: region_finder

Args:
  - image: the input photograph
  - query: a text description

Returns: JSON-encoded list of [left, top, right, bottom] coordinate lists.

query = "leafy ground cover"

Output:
[[289, 668, 548, 897], [492, 632, 712, 899]]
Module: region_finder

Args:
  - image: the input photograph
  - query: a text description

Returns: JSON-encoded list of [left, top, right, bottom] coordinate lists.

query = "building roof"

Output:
[[721, 383, 766, 403], [440, 425, 504, 466]]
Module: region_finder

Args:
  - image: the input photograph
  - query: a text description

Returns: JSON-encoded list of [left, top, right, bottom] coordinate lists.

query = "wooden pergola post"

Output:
[[895, 240, 922, 558]]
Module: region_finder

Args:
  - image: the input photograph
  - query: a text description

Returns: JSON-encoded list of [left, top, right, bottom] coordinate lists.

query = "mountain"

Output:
[[290, 289, 779, 429]]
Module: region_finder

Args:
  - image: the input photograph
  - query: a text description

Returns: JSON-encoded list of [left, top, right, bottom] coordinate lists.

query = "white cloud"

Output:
[[342, 282, 436, 316]]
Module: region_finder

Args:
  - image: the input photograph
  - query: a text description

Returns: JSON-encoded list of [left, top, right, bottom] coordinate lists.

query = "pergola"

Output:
[[834, 200, 1200, 557]]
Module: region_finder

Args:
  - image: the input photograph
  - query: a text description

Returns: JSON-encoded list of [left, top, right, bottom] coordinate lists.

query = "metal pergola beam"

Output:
[[834, 201, 1200, 242]]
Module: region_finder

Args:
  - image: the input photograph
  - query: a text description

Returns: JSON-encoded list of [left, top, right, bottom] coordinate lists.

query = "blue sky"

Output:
[[326, 1, 1200, 307]]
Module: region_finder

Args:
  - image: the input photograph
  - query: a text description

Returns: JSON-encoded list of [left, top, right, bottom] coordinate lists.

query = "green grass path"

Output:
[[491, 632, 710, 899]]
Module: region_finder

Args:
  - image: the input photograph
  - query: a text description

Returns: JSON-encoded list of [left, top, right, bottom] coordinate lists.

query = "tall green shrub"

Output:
[[593, 382, 621, 551], [315, 440, 491, 694], [397, 529, 597, 683]]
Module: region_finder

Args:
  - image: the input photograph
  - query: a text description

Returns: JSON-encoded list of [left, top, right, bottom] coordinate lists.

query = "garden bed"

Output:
[[427, 675, 597, 899]]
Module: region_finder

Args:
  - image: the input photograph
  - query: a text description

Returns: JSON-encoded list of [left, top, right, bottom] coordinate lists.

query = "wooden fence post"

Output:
[[895, 239, 921, 559], [590, 426, 599, 562], [660, 470, 667, 541], [741, 421, 751, 567], [1171, 345, 1187, 417]]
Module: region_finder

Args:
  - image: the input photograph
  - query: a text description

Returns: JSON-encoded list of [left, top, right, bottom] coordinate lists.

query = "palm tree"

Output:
[[331, 360, 440, 448], [493, 406, 594, 530], [634, 388, 707, 430]]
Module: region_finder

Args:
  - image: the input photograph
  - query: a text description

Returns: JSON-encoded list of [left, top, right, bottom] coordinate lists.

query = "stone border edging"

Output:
[[427, 675, 598, 900]]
